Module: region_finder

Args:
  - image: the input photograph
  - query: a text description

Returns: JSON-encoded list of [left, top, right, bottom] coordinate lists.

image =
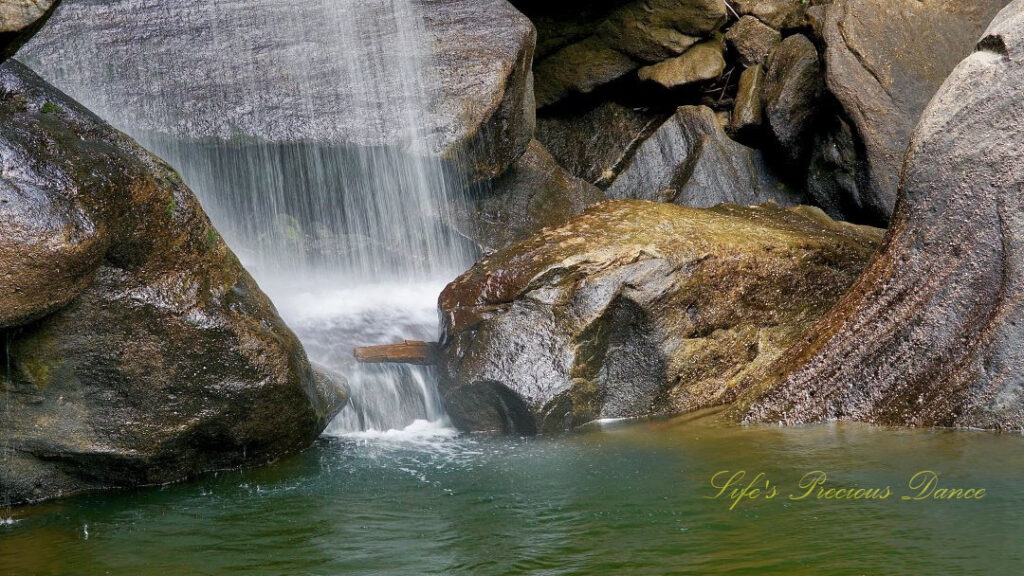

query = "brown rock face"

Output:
[[820, 0, 1010, 222], [438, 200, 883, 434], [0, 62, 346, 504], [450, 140, 606, 254], [740, 1, 1024, 430]]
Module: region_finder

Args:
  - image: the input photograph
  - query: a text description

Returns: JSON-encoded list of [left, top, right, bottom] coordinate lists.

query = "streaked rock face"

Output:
[[741, 0, 1024, 430], [438, 199, 883, 434], [0, 62, 346, 504], [18, 0, 535, 181]]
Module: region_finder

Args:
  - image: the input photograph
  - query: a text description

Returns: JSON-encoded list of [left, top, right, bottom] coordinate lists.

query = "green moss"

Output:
[[40, 101, 59, 115], [165, 194, 177, 218], [205, 227, 220, 250]]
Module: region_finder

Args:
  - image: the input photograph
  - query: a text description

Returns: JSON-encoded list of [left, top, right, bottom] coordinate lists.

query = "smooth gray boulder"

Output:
[[741, 0, 1024, 430], [819, 0, 1010, 222], [17, 0, 535, 182], [439, 200, 882, 434], [0, 62, 346, 504], [606, 105, 805, 207]]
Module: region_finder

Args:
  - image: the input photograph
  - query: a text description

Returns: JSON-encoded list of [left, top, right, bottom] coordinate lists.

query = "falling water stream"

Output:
[[19, 0, 475, 436]]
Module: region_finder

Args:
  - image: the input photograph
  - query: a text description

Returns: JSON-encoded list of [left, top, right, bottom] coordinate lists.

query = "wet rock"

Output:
[[606, 105, 805, 207], [739, 0, 1024, 430], [536, 101, 668, 188], [535, 36, 639, 108], [763, 34, 823, 169], [18, 0, 535, 182], [450, 140, 606, 254], [730, 65, 765, 136], [438, 200, 883, 434], [637, 40, 726, 89], [819, 0, 1009, 222], [0, 62, 346, 504], [726, 15, 781, 67], [0, 0, 58, 61]]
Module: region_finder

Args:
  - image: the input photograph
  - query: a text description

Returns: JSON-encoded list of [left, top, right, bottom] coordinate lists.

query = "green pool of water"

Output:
[[2, 417, 1021, 575]]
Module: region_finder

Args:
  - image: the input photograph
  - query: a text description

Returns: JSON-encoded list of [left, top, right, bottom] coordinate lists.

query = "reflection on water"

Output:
[[2, 419, 1021, 575]]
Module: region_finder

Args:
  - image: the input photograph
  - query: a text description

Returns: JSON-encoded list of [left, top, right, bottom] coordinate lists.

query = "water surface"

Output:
[[3, 418, 1020, 575]]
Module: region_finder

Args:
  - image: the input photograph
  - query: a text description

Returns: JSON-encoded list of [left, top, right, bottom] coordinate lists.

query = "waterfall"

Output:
[[18, 0, 476, 434]]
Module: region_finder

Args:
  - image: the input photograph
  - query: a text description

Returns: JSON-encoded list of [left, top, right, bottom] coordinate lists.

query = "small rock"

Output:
[[637, 40, 726, 89], [726, 15, 782, 67], [733, 0, 810, 31], [730, 65, 765, 135]]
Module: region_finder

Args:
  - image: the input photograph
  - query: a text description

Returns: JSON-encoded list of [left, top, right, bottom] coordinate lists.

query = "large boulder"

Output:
[[740, 1, 1024, 430], [0, 62, 346, 504], [450, 140, 606, 254], [606, 105, 806, 207], [0, 0, 58, 61], [438, 200, 883, 434], [536, 101, 668, 188], [819, 0, 1010, 222], [17, 0, 535, 182]]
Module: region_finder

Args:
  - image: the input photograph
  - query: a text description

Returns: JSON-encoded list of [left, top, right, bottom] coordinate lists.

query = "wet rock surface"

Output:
[[820, 0, 1010, 221], [606, 105, 805, 207], [18, 0, 535, 181], [439, 199, 883, 434], [450, 140, 606, 254], [740, 0, 1024, 430], [0, 62, 346, 504]]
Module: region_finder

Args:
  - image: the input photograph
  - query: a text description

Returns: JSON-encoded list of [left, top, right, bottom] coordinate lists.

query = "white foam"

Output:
[[331, 418, 458, 443]]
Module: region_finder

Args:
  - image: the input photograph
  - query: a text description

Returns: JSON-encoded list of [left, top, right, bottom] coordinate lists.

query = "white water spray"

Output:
[[19, 0, 475, 434]]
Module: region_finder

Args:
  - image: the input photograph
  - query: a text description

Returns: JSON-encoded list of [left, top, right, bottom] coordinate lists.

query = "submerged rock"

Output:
[[0, 62, 346, 504], [819, 0, 1009, 222], [438, 200, 883, 434], [18, 0, 535, 182], [536, 101, 667, 188], [450, 140, 606, 254], [739, 1, 1024, 430], [606, 105, 805, 207]]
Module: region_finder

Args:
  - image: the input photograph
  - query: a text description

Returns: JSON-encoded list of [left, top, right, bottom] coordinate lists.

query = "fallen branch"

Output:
[[353, 340, 439, 366]]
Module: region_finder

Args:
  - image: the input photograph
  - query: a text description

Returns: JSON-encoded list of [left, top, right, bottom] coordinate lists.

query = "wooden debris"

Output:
[[353, 340, 439, 366]]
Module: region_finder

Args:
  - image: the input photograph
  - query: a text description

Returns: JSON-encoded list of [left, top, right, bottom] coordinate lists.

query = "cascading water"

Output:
[[18, 0, 477, 435]]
